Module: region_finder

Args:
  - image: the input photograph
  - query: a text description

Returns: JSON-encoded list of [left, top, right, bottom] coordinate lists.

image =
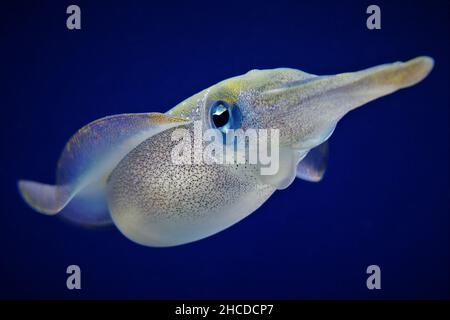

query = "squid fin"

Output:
[[18, 112, 188, 225], [296, 141, 329, 182]]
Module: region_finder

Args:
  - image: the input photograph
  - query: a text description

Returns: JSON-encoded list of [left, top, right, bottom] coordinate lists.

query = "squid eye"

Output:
[[209, 101, 242, 133]]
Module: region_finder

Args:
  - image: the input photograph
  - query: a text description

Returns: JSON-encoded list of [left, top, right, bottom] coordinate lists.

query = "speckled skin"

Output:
[[18, 57, 434, 247], [107, 69, 320, 246], [108, 123, 275, 246]]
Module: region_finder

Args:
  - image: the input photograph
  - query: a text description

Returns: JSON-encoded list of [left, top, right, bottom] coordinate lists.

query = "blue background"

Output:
[[0, 0, 448, 299]]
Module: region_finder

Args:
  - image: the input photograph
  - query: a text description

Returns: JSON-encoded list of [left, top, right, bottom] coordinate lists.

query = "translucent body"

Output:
[[18, 57, 434, 246]]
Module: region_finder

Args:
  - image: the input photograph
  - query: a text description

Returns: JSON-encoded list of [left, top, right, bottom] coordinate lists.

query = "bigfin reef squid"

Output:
[[18, 57, 434, 247]]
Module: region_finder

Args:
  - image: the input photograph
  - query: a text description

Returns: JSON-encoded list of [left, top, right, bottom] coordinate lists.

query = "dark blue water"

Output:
[[0, 0, 448, 299]]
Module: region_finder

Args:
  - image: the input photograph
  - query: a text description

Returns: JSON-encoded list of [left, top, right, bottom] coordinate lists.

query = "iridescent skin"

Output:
[[18, 57, 433, 247]]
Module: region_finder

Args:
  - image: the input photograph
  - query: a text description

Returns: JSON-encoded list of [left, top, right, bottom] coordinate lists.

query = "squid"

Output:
[[18, 56, 434, 247]]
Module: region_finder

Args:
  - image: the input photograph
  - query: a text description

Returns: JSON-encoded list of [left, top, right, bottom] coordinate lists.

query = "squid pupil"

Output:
[[213, 107, 230, 128]]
